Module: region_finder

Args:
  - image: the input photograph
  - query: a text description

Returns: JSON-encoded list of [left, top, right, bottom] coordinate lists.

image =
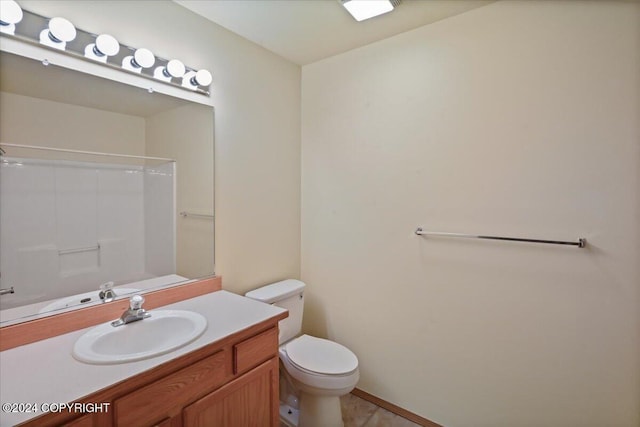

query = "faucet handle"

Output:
[[130, 294, 145, 310], [98, 282, 116, 302], [98, 281, 116, 302]]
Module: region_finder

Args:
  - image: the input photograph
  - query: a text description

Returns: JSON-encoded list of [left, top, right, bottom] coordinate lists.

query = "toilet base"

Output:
[[280, 403, 299, 427], [298, 392, 344, 427]]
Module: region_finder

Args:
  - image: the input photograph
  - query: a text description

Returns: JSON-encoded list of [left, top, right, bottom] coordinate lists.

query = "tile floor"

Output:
[[340, 393, 421, 427], [280, 393, 421, 427]]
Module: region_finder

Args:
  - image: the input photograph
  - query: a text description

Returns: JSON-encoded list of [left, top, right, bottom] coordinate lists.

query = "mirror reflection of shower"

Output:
[[0, 144, 177, 311]]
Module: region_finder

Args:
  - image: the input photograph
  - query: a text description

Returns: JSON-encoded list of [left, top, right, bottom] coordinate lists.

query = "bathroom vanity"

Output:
[[0, 290, 287, 427]]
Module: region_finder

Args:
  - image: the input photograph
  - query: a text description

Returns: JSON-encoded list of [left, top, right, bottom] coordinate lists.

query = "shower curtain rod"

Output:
[[0, 143, 175, 162]]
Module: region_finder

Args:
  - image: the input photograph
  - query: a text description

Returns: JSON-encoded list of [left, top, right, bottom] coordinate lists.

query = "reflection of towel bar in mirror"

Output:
[[180, 211, 214, 220], [415, 227, 586, 248], [58, 244, 101, 255]]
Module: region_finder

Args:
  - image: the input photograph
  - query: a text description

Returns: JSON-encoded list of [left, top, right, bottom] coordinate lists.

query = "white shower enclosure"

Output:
[[0, 155, 176, 310]]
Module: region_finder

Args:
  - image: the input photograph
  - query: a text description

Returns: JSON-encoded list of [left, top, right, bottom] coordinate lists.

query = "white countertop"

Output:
[[0, 290, 286, 426]]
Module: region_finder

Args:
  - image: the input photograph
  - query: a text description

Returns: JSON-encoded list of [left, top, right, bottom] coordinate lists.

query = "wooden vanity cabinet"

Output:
[[183, 357, 278, 426], [18, 320, 282, 427]]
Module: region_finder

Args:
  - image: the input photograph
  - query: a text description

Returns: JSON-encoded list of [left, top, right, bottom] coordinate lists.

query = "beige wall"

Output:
[[301, 1, 640, 426], [17, 0, 302, 294], [0, 91, 145, 156], [146, 104, 215, 279]]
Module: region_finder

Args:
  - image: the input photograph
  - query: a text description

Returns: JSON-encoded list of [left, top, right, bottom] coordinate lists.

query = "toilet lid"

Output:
[[285, 335, 358, 375]]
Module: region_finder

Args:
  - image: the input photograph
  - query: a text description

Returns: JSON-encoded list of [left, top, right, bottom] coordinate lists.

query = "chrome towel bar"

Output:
[[180, 211, 214, 219], [415, 228, 586, 248], [58, 243, 101, 255], [0, 287, 15, 296]]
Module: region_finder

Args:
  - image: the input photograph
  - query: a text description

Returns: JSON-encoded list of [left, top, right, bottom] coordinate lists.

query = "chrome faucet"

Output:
[[111, 295, 151, 327], [98, 281, 116, 302]]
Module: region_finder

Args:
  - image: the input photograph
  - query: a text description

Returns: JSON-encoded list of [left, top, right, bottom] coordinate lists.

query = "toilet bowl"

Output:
[[246, 280, 359, 427], [280, 335, 359, 427], [281, 335, 359, 394]]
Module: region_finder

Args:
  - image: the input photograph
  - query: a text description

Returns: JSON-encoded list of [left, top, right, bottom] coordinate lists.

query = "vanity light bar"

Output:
[[1, 5, 212, 96]]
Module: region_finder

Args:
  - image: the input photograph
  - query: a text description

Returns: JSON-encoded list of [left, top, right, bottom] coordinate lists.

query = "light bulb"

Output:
[[182, 69, 212, 90], [0, 0, 23, 35], [194, 69, 212, 86], [39, 17, 76, 50], [153, 59, 186, 82], [84, 34, 120, 63], [122, 48, 155, 73]]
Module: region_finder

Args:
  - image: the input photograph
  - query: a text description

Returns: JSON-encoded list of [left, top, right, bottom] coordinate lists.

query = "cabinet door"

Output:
[[183, 357, 279, 427]]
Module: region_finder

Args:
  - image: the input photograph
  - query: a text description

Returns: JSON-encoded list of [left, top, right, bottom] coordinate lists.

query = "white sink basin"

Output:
[[39, 288, 141, 313], [72, 310, 207, 364]]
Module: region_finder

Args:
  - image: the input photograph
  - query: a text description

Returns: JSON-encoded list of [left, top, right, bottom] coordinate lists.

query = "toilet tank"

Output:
[[245, 279, 305, 345]]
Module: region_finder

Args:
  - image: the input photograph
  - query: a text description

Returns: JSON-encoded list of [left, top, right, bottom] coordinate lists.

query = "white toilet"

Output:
[[246, 279, 359, 427]]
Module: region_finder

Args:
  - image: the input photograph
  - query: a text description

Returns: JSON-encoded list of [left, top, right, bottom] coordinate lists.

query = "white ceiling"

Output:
[[174, 0, 494, 66]]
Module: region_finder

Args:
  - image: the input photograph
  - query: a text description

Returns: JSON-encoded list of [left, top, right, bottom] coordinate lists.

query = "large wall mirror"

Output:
[[0, 51, 215, 326]]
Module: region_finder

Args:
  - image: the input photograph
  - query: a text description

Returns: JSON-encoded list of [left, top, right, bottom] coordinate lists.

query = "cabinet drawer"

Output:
[[234, 327, 278, 375], [114, 350, 230, 427]]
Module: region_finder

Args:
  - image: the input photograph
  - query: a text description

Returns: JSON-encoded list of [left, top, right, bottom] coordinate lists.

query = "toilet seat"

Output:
[[279, 336, 360, 395], [284, 335, 358, 375]]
